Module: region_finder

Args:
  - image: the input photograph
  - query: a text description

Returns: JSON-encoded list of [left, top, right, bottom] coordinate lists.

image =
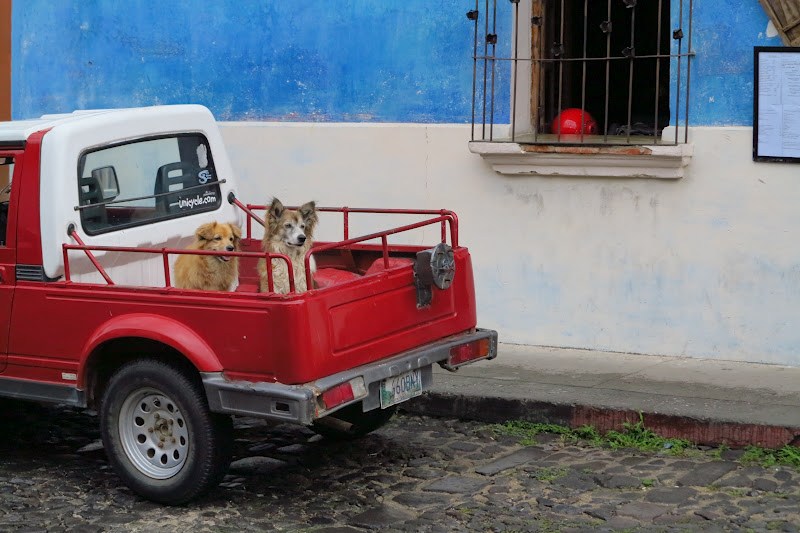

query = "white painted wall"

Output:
[[220, 123, 800, 366]]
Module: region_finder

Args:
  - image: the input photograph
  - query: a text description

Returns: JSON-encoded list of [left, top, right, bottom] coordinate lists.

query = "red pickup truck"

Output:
[[0, 105, 497, 504]]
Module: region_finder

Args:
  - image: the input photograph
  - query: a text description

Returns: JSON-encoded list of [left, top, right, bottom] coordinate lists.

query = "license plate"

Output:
[[380, 369, 423, 408]]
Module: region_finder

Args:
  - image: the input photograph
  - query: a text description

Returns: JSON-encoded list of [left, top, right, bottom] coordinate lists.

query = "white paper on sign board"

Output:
[[756, 50, 800, 160]]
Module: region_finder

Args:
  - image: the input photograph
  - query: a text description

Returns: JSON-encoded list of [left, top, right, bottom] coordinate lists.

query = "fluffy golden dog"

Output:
[[257, 198, 318, 294], [174, 221, 241, 291]]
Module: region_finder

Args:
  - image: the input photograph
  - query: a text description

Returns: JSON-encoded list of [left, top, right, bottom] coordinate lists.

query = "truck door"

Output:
[[0, 151, 20, 371]]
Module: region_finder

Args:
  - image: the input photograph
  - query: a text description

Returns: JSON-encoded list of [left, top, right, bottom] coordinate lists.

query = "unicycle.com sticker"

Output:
[[171, 190, 218, 210]]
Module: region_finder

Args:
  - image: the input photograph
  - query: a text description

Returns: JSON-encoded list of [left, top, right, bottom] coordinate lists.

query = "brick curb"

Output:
[[401, 392, 800, 449]]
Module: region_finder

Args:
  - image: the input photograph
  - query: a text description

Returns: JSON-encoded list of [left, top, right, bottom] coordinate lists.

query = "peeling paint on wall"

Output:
[[688, 0, 783, 126], [11, 1, 511, 122], [766, 20, 779, 38]]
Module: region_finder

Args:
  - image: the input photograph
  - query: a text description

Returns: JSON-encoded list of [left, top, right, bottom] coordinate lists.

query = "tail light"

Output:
[[320, 377, 367, 412], [446, 338, 491, 368]]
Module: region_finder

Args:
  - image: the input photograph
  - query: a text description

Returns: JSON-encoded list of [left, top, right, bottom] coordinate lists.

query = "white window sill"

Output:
[[468, 138, 693, 179]]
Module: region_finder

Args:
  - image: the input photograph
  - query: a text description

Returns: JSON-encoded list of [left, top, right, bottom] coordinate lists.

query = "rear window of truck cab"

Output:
[[76, 133, 222, 235]]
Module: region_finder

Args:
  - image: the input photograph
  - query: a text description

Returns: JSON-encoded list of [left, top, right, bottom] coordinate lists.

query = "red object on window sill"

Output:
[[552, 108, 598, 135]]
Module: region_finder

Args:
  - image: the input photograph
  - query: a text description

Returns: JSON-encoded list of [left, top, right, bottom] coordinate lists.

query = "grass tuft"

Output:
[[491, 413, 689, 455], [604, 413, 692, 454], [491, 421, 575, 446], [491, 412, 800, 469], [740, 444, 800, 469]]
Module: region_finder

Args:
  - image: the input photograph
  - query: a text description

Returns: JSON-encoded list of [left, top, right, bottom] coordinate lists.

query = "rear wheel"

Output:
[[312, 403, 397, 440], [100, 359, 232, 505]]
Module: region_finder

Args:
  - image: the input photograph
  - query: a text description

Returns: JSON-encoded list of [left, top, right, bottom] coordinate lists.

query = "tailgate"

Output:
[[271, 246, 478, 384]]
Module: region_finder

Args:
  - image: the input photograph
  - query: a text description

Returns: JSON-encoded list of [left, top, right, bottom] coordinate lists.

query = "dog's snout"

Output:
[[297, 235, 306, 244], [226, 245, 235, 251]]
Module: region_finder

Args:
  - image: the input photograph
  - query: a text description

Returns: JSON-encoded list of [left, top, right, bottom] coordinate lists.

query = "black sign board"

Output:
[[753, 46, 800, 162]]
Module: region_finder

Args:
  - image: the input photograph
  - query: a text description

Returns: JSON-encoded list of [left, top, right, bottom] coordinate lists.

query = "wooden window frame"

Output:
[[759, 0, 800, 46]]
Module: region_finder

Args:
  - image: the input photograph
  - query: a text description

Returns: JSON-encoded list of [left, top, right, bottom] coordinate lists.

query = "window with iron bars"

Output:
[[469, 0, 694, 146]]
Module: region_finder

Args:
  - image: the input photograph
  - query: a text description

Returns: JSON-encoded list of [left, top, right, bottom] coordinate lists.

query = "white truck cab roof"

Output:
[[10, 105, 243, 283], [0, 110, 117, 143]]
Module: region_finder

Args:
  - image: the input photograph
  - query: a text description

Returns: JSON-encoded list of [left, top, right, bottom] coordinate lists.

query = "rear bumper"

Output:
[[202, 328, 498, 425]]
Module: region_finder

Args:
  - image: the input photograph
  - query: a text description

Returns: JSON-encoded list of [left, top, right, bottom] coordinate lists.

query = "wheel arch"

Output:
[[79, 313, 222, 409]]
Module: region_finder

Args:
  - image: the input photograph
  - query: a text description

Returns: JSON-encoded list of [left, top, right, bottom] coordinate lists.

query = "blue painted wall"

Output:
[[12, 1, 510, 122], [688, 0, 782, 126], [10, 1, 784, 125]]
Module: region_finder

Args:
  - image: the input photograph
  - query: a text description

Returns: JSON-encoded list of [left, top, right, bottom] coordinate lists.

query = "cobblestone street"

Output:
[[0, 399, 798, 532]]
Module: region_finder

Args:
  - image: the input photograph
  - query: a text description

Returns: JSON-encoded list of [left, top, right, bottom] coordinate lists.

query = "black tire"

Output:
[[312, 403, 397, 440], [99, 359, 233, 505]]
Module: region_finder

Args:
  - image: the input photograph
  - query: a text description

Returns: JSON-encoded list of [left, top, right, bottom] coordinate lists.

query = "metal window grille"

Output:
[[469, 0, 695, 146]]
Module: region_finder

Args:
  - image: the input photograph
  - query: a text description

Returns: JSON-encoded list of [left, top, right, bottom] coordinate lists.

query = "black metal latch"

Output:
[[414, 243, 456, 308]]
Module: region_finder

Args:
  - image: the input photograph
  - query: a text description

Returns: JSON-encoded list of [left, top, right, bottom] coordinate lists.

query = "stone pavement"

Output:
[[405, 343, 800, 448], [0, 401, 798, 532]]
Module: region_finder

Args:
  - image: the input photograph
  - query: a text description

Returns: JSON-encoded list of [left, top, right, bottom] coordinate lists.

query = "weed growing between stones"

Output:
[[490, 413, 800, 470], [740, 444, 800, 469], [709, 443, 730, 459], [604, 413, 692, 453], [490, 420, 603, 447], [491, 413, 689, 455], [528, 466, 569, 482]]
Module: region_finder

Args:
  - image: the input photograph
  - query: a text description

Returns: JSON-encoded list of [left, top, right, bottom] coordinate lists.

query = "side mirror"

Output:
[[91, 166, 120, 200]]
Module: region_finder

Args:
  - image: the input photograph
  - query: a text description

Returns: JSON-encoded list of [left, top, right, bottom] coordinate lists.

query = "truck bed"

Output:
[[13, 205, 478, 388]]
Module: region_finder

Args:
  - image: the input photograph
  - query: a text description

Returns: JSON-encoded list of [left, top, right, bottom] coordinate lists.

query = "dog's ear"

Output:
[[298, 201, 316, 219], [196, 222, 217, 241], [229, 223, 242, 241], [299, 201, 318, 234], [268, 198, 284, 221]]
